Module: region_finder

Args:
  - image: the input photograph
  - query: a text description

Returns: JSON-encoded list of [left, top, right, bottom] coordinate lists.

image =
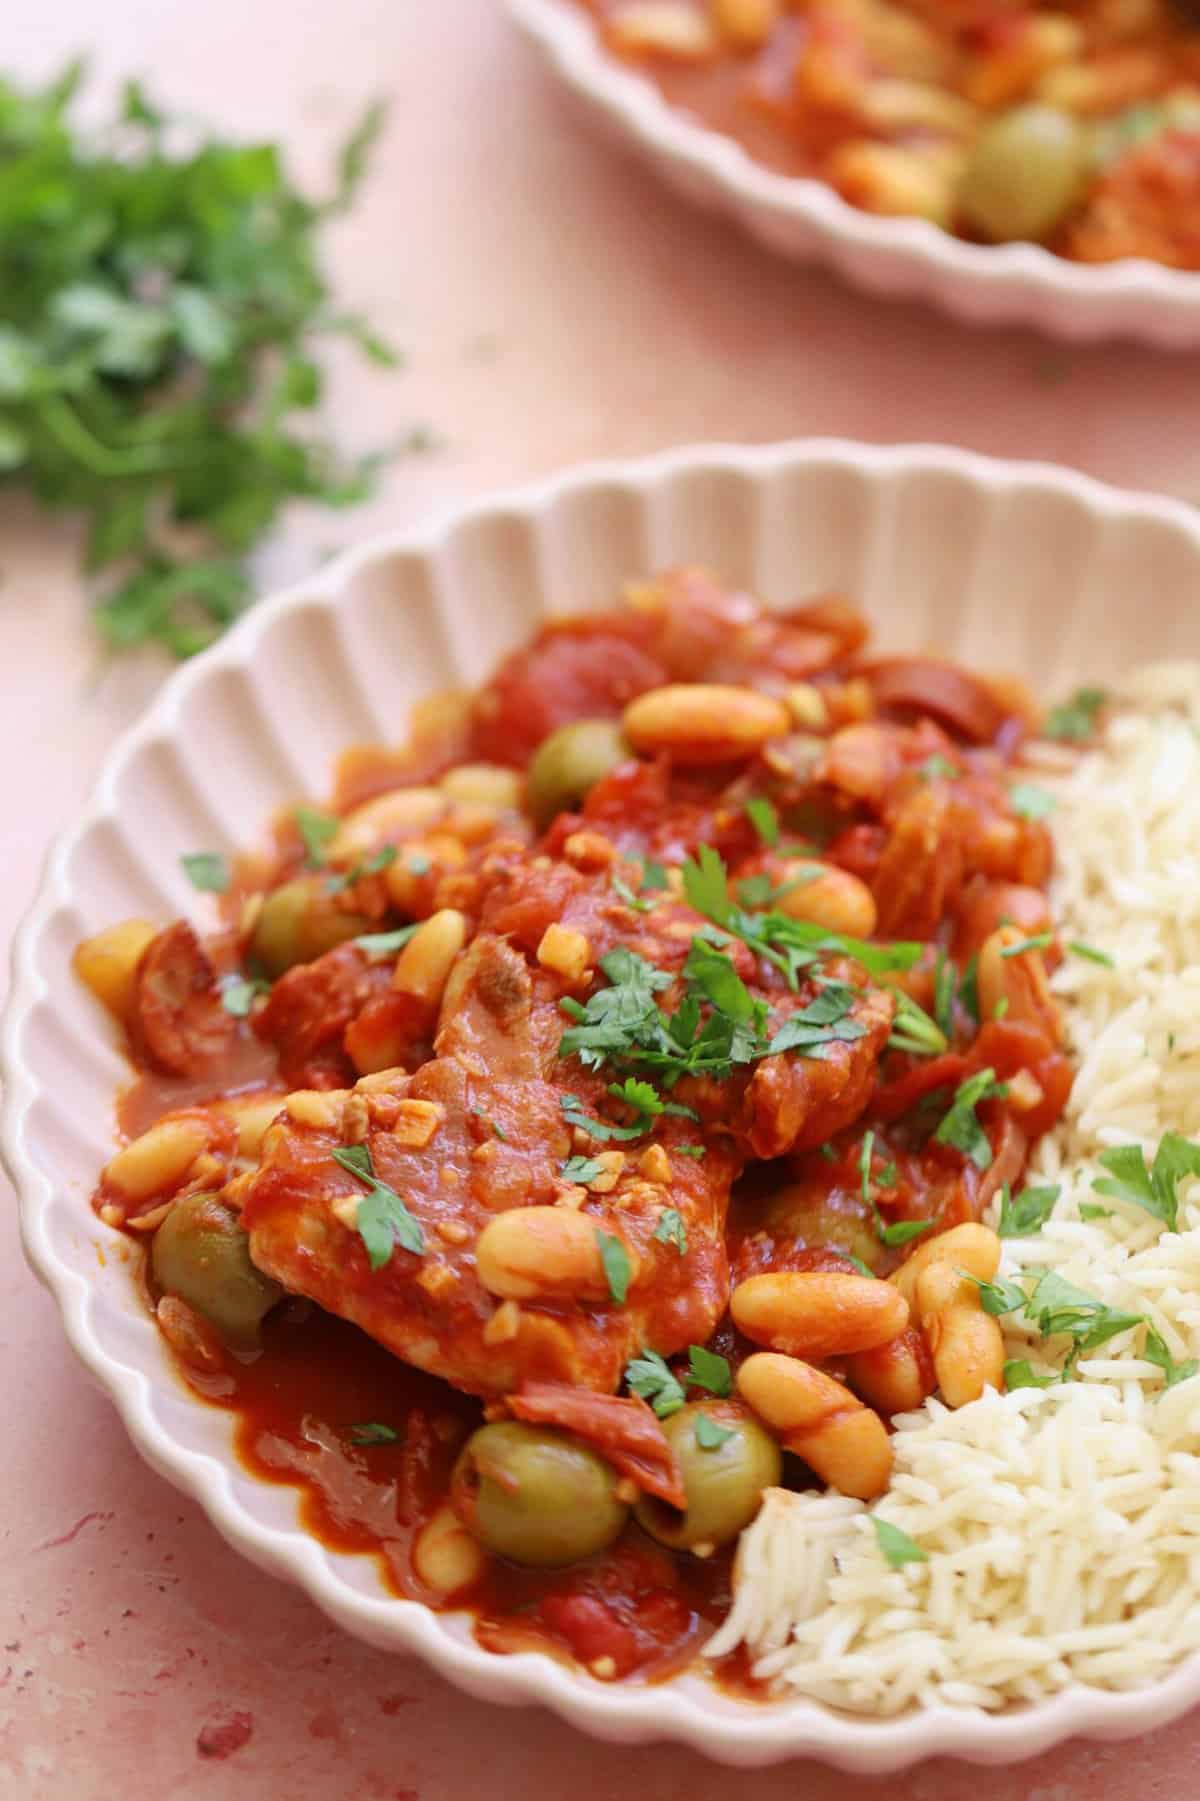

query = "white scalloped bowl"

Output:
[[8, 442, 1200, 1772], [509, 0, 1200, 346]]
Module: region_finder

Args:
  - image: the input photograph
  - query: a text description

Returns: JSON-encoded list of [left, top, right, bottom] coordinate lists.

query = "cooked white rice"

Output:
[[705, 665, 1200, 1712]]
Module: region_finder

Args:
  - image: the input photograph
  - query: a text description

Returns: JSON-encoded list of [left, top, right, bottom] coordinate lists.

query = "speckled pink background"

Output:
[[6, 3, 1200, 1794]]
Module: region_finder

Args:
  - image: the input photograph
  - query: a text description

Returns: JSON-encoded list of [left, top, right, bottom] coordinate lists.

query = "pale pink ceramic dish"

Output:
[[6, 442, 1200, 1769], [509, 0, 1200, 347]]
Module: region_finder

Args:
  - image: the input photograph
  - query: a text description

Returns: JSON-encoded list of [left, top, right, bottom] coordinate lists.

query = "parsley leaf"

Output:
[[640, 858, 670, 892], [1043, 687, 1107, 743], [934, 1068, 1003, 1170], [1143, 1326, 1198, 1389], [220, 974, 269, 1017], [967, 1273, 1028, 1317], [1000, 931, 1054, 959], [558, 947, 673, 1072], [1008, 782, 1056, 821], [611, 873, 653, 913], [181, 851, 229, 893], [918, 754, 959, 783], [625, 1349, 686, 1418], [560, 1155, 605, 1184], [745, 796, 780, 847], [694, 1412, 734, 1451], [872, 1517, 928, 1569], [1094, 1134, 1200, 1233], [596, 1230, 631, 1305], [0, 66, 399, 657], [888, 990, 949, 1058], [998, 1182, 1060, 1238], [844, 1253, 878, 1279], [295, 805, 339, 867], [676, 1143, 706, 1159], [326, 844, 397, 893], [654, 1208, 688, 1255], [354, 925, 419, 958], [1003, 1360, 1058, 1392], [859, 1128, 932, 1246], [470, 1105, 507, 1141], [933, 948, 957, 1043], [347, 1422, 399, 1446], [1078, 1202, 1112, 1222], [331, 1142, 424, 1267], [1023, 1270, 1142, 1352], [688, 1345, 732, 1397], [559, 1096, 649, 1144], [1068, 941, 1114, 968]]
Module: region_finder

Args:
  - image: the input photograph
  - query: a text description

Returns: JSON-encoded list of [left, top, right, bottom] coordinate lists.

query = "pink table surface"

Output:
[[5, 3, 1200, 1795]]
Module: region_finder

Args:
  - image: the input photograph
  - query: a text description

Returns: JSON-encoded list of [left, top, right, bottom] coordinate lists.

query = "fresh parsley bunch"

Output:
[[0, 62, 399, 655]]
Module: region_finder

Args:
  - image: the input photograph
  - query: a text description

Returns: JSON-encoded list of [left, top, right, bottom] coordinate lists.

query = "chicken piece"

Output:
[[240, 853, 893, 1398]]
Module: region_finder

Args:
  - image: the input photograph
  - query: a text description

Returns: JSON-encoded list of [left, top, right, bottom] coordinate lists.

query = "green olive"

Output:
[[151, 1192, 282, 1348], [251, 877, 371, 977], [635, 1401, 781, 1553], [450, 1421, 629, 1567], [526, 719, 630, 830], [958, 105, 1089, 244]]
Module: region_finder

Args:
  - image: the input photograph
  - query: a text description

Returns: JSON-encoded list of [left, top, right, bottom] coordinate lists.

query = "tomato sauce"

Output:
[[88, 571, 1081, 1687]]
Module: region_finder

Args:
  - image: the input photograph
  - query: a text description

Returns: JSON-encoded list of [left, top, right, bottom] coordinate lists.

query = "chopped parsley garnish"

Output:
[[859, 1129, 932, 1247], [331, 1142, 424, 1267], [736, 869, 814, 911], [640, 858, 670, 892], [933, 948, 956, 1043], [993, 997, 1010, 1020], [653, 1208, 688, 1255], [596, 1229, 631, 1305], [1008, 782, 1056, 822], [872, 1517, 928, 1569], [999, 931, 1054, 960], [295, 804, 339, 867], [958, 953, 980, 1024], [694, 1412, 734, 1451], [560, 1095, 650, 1144], [1003, 1360, 1058, 1392], [220, 974, 269, 1017], [888, 990, 949, 1058], [1143, 1326, 1198, 1389], [625, 1349, 686, 1418], [346, 1421, 399, 1446], [611, 873, 653, 913], [1078, 1202, 1112, 1222], [676, 1143, 706, 1159], [470, 1105, 507, 1141], [558, 947, 673, 1072], [934, 1067, 1004, 1170], [354, 924, 419, 958], [1068, 941, 1114, 968], [0, 65, 396, 659], [745, 796, 780, 847], [1023, 1270, 1142, 1354], [560, 1155, 605, 1185], [1043, 687, 1107, 743], [326, 843, 397, 893], [1093, 1133, 1200, 1233], [688, 1345, 732, 1397], [967, 1273, 1028, 1317], [845, 1253, 877, 1279], [918, 754, 959, 783], [181, 851, 229, 893], [997, 1182, 1060, 1239]]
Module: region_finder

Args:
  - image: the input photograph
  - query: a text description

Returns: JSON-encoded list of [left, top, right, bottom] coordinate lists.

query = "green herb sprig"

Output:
[[0, 64, 404, 657]]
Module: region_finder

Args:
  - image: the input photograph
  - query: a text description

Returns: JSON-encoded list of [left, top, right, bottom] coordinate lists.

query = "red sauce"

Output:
[[92, 573, 1078, 1688]]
